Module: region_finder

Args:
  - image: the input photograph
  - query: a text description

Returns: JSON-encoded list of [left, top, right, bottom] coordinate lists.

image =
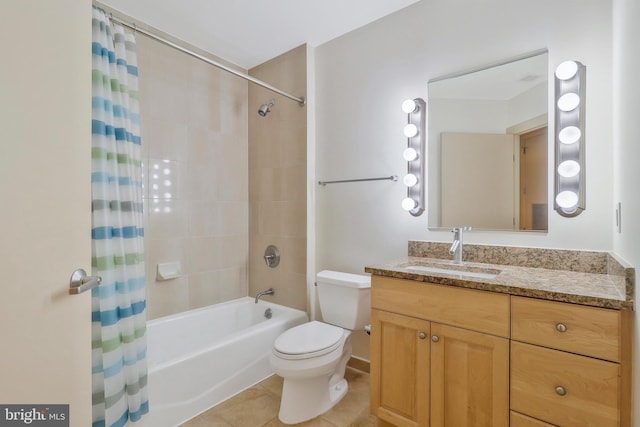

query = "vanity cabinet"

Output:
[[370, 277, 631, 427], [370, 276, 510, 427]]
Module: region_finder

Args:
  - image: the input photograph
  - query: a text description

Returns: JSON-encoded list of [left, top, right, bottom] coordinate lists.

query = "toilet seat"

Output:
[[273, 321, 345, 360]]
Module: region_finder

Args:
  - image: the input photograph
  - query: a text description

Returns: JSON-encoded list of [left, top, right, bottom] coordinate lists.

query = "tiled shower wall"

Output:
[[248, 46, 308, 311], [137, 35, 250, 320]]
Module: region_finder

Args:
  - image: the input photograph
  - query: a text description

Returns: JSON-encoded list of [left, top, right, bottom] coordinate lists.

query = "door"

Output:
[[519, 127, 548, 230], [441, 132, 516, 229], [370, 310, 430, 427], [0, 2, 92, 425], [430, 323, 509, 427]]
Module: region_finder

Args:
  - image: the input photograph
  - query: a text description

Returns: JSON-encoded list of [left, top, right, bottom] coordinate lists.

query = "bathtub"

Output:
[[139, 297, 308, 427]]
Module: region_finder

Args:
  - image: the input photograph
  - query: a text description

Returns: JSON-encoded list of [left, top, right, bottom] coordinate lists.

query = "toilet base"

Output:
[[278, 376, 348, 424]]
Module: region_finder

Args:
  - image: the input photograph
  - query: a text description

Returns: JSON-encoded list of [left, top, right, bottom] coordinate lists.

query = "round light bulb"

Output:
[[403, 174, 418, 187], [556, 191, 579, 209], [557, 93, 580, 112], [555, 61, 579, 80], [402, 99, 417, 113], [404, 124, 418, 137], [403, 147, 418, 161], [558, 126, 581, 144], [558, 160, 580, 178], [402, 197, 417, 211]]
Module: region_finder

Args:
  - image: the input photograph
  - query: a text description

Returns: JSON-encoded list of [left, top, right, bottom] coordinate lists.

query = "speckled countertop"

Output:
[[364, 242, 635, 310]]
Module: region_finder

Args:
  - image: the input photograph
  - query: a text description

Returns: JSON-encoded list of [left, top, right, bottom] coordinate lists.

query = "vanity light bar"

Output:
[[401, 98, 426, 216], [554, 61, 586, 217]]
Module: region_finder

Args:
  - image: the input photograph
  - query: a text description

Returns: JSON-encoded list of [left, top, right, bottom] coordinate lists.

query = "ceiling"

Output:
[[99, 0, 420, 69], [428, 51, 548, 101]]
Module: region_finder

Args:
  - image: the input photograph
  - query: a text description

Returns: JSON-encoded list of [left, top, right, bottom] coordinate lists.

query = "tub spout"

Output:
[[255, 288, 275, 304]]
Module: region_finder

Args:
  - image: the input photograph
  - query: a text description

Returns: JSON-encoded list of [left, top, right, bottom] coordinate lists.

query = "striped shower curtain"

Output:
[[91, 6, 148, 426]]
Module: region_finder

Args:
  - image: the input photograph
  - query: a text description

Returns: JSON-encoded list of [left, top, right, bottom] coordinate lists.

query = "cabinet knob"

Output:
[[555, 386, 567, 396], [418, 332, 426, 339], [556, 323, 568, 333], [432, 335, 439, 343]]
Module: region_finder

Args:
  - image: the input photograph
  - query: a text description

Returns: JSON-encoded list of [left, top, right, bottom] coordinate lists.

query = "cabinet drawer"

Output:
[[511, 342, 619, 427], [510, 411, 557, 427], [372, 276, 510, 337], [512, 296, 620, 361]]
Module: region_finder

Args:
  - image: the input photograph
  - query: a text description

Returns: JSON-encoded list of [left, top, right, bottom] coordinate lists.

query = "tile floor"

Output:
[[181, 368, 378, 426]]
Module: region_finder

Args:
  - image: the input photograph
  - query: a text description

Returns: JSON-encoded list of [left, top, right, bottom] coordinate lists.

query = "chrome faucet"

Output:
[[255, 288, 274, 304], [449, 226, 472, 265]]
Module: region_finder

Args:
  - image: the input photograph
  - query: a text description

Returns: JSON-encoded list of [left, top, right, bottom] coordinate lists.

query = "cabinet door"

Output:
[[430, 323, 509, 427], [370, 309, 430, 427]]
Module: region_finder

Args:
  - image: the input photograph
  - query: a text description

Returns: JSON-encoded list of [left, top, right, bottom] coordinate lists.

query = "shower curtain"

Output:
[[91, 6, 148, 426]]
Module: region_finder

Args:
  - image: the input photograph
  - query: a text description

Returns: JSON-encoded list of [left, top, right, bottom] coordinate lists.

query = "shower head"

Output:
[[258, 99, 275, 117]]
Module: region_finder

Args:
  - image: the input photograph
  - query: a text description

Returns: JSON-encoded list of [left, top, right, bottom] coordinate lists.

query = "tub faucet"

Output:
[[255, 288, 275, 304], [449, 226, 472, 265]]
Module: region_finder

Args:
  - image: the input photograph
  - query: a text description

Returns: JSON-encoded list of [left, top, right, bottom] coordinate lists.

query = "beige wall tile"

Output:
[[138, 33, 249, 320], [248, 45, 308, 311], [139, 37, 305, 320]]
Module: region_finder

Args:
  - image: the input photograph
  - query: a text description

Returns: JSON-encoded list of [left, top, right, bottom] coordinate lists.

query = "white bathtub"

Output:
[[139, 297, 308, 427]]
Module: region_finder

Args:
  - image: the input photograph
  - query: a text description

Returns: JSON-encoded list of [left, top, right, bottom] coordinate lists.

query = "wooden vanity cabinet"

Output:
[[370, 276, 631, 427], [370, 276, 510, 427]]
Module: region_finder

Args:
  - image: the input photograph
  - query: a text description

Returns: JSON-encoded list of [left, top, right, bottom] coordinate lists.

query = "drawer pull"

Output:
[[555, 323, 568, 333], [418, 332, 426, 339], [432, 335, 440, 343], [555, 386, 567, 396]]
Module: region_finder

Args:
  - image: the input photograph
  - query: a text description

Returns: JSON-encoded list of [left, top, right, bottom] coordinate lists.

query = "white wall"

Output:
[[315, 0, 614, 275], [612, 0, 640, 420]]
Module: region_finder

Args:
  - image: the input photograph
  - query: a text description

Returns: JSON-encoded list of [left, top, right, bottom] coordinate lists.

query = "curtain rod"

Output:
[[108, 15, 306, 105]]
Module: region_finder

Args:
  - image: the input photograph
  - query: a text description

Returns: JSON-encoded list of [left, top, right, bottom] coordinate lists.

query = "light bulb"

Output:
[[558, 160, 580, 178], [555, 61, 578, 80], [403, 174, 418, 187], [556, 191, 579, 209], [402, 99, 417, 113], [404, 123, 418, 137], [559, 126, 581, 144], [403, 148, 418, 161], [402, 197, 417, 211], [557, 93, 580, 112]]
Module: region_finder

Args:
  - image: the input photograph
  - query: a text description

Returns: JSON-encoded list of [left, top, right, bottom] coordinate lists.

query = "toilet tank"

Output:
[[316, 270, 371, 330]]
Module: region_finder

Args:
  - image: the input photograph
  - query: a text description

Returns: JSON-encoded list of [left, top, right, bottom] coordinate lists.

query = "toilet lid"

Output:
[[274, 321, 344, 357]]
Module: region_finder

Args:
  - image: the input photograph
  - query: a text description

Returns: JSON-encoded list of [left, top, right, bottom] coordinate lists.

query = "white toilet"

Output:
[[270, 270, 371, 424]]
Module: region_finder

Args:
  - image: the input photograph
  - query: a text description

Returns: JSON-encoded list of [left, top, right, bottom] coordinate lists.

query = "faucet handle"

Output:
[[451, 226, 472, 233]]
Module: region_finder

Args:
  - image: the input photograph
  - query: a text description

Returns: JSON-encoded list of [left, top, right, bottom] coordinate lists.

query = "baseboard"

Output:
[[347, 356, 370, 373]]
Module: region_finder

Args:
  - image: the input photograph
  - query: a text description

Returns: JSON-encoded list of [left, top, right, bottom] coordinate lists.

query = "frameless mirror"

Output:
[[427, 50, 549, 232]]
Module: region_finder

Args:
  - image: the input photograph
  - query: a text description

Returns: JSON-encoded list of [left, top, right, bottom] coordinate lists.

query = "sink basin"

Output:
[[406, 265, 500, 280]]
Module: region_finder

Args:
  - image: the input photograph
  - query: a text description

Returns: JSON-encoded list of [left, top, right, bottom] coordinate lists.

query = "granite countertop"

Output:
[[365, 242, 635, 310]]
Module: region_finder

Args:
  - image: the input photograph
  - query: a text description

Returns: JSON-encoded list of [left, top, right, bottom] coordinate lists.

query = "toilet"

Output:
[[270, 270, 371, 424]]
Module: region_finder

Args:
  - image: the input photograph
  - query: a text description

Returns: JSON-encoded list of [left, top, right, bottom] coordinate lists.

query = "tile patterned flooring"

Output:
[[181, 368, 377, 426]]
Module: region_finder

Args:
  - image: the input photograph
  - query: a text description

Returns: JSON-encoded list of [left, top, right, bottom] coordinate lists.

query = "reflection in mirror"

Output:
[[427, 50, 549, 232]]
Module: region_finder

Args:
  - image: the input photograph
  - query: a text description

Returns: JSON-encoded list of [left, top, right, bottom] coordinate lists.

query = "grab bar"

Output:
[[69, 268, 102, 295], [318, 175, 398, 186]]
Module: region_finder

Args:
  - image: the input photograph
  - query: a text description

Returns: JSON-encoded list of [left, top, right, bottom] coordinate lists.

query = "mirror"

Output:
[[427, 50, 549, 232]]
